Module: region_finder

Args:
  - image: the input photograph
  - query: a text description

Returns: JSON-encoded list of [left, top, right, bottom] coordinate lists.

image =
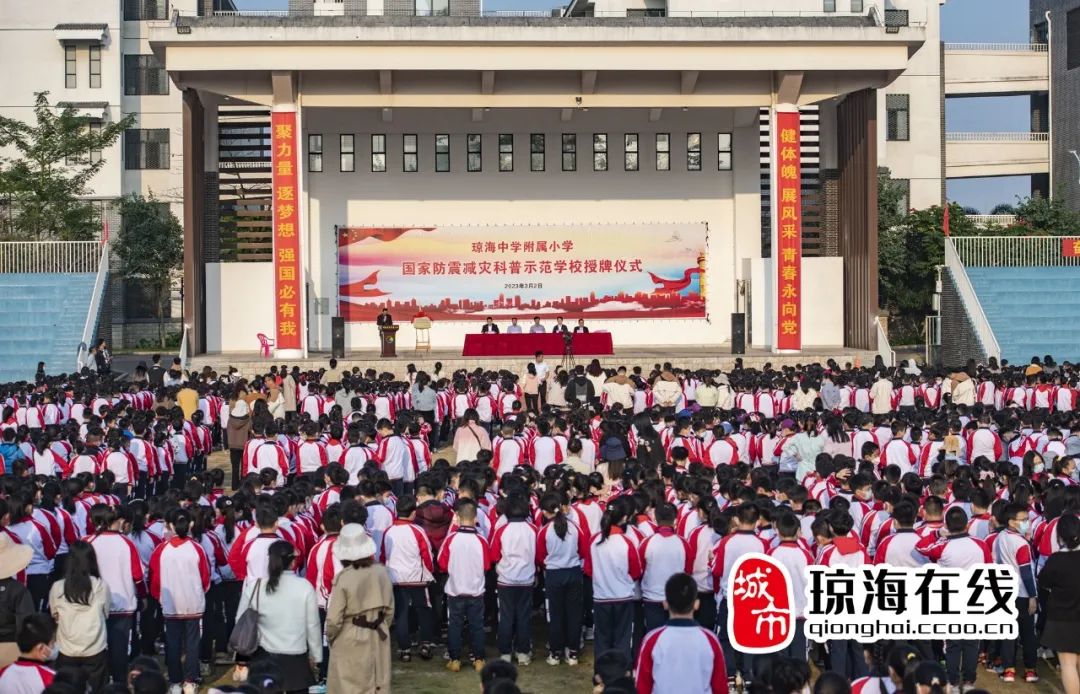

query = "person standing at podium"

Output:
[[377, 308, 394, 329]]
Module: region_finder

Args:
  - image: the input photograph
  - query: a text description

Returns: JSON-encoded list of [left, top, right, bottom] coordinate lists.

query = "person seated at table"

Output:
[[506, 318, 523, 334], [529, 317, 546, 334], [481, 317, 500, 334], [573, 319, 589, 334], [552, 317, 570, 334]]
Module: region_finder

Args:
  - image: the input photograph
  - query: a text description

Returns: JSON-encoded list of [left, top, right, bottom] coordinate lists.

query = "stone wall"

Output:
[[939, 267, 987, 369]]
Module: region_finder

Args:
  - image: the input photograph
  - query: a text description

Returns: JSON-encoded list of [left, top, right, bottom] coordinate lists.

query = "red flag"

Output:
[[943, 204, 950, 238]]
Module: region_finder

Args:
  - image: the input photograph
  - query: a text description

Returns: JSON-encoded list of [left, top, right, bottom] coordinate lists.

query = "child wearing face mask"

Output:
[[0, 613, 57, 692], [992, 503, 1040, 684]]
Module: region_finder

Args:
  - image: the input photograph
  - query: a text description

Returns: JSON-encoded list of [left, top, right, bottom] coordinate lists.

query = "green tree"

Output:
[[114, 194, 184, 348], [0, 92, 132, 240], [1011, 193, 1080, 235], [990, 203, 1016, 215]]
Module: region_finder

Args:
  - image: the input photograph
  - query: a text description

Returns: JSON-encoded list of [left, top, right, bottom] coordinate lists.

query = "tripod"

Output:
[[560, 333, 576, 370]]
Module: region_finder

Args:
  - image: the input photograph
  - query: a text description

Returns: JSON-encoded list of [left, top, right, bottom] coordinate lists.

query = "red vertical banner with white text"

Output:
[[271, 111, 302, 352], [774, 110, 802, 351]]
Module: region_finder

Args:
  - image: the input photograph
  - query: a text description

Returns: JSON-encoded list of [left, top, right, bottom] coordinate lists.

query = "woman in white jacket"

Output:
[[236, 540, 322, 693], [49, 541, 109, 692]]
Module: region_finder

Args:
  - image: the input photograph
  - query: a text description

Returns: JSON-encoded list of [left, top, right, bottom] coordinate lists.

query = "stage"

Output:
[[189, 344, 875, 380]]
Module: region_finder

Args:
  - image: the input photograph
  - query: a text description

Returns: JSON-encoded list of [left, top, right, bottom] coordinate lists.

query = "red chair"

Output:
[[256, 333, 275, 357]]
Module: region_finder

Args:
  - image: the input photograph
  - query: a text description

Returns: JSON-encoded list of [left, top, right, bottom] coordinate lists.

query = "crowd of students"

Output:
[[0, 353, 1079, 694]]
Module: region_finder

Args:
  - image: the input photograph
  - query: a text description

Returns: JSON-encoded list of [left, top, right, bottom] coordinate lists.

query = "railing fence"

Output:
[[0, 241, 101, 274], [952, 236, 1080, 268]]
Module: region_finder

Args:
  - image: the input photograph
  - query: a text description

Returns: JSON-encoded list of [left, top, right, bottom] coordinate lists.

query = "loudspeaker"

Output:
[[331, 317, 345, 359], [731, 313, 746, 355]]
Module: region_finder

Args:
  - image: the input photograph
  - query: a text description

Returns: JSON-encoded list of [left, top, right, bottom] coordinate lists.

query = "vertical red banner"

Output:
[[774, 111, 802, 351], [271, 111, 302, 352]]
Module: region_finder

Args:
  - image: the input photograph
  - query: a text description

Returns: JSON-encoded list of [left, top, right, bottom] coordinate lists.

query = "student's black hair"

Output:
[[166, 508, 192, 538], [769, 657, 811, 694], [812, 671, 852, 694], [266, 540, 296, 594], [131, 670, 169, 694], [396, 494, 417, 518], [944, 506, 968, 534], [15, 613, 55, 653], [90, 503, 118, 533], [539, 492, 568, 540], [62, 540, 100, 607], [594, 649, 631, 685], [663, 572, 697, 615], [479, 659, 518, 686]]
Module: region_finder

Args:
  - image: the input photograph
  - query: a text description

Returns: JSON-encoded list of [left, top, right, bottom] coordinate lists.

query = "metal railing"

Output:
[[969, 214, 1018, 228], [0, 241, 101, 274], [944, 42, 1048, 52], [876, 318, 896, 368], [76, 242, 110, 372], [944, 238, 1001, 360], [945, 132, 1049, 142], [203, 7, 873, 18], [924, 314, 940, 366], [952, 235, 1080, 268]]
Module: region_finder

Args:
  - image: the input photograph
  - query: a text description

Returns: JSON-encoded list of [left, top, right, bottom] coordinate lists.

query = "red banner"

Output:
[[271, 111, 302, 352], [775, 111, 802, 351], [1063, 238, 1080, 257]]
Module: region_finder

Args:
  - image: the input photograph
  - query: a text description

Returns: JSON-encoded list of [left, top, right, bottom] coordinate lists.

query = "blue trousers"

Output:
[[593, 600, 634, 674], [447, 596, 485, 661], [497, 586, 533, 656], [544, 568, 583, 655], [164, 618, 201, 684]]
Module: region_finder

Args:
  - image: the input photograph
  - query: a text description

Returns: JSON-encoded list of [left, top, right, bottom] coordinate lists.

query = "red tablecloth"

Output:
[[462, 332, 614, 357]]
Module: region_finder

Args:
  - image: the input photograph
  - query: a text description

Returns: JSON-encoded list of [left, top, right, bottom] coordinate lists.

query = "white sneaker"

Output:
[[546, 653, 560, 666], [168, 686, 182, 694], [516, 652, 531, 666], [499, 654, 513, 663], [947, 686, 961, 694]]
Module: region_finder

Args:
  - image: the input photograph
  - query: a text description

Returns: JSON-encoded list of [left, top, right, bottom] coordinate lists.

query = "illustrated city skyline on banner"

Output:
[[337, 223, 708, 322]]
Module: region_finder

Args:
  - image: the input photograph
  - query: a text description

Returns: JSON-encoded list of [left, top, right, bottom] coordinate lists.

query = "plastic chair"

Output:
[[256, 333, 275, 357]]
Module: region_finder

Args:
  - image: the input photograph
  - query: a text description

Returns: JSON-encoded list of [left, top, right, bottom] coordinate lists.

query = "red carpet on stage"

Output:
[[462, 333, 614, 357]]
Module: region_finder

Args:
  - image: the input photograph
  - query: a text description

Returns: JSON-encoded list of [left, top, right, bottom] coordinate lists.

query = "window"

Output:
[[124, 55, 168, 96], [124, 128, 169, 169], [308, 134, 323, 172], [562, 134, 577, 171], [717, 132, 732, 171], [371, 134, 386, 172], [89, 46, 101, 89], [656, 133, 670, 171], [65, 46, 77, 89], [593, 133, 608, 171], [626, 8, 665, 16], [823, 0, 836, 12], [687, 133, 701, 171], [893, 179, 911, 215], [624, 133, 639, 171], [467, 134, 482, 172], [403, 134, 417, 172], [850, 0, 863, 12], [89, 122, 102, 164], [340, 135, 355, 172], [530, 134, 545, 172], [886, 94, 910, 141], [498, 134, 513, 172], [1069, 8, 1080, 70], [415, 0, 449, 16], [435, 134, 450, 172], [124, 0, 168, 20]]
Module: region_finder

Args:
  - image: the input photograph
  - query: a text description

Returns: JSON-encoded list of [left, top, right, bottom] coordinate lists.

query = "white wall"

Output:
[[298, 106, 764, 352], [206, 262, 275, 353], [750, 257, 845, 348]]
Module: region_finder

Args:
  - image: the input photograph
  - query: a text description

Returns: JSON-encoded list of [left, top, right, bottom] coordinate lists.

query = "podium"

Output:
[[379, 325, 399, 358]]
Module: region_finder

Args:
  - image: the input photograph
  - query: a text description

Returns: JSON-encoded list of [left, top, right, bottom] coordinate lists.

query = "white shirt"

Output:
[[236, 573, 322, 661]]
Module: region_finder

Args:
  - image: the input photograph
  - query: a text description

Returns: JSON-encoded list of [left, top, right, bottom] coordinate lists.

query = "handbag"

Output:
[[229, 579, 262, 656]]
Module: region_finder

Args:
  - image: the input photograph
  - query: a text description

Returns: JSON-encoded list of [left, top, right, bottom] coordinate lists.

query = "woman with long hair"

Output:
[[538, 491, 585, 666], [585, 496, 641, 672], [1038, 514, 1080, 694], [236, 540, 322, 693], [324, 524, 394, 694], [49, 540, 109, 692], [226, 383, 252, 491]]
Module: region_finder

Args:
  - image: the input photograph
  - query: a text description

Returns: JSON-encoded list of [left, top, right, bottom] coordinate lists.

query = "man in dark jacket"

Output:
[[564, 367, 595, 405], [414, 477, 454, 635], [147, 354, 166, 389]]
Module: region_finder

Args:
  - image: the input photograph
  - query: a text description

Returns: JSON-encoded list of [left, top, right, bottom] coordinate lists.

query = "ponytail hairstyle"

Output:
[[35, 435, 51, 456], [266, 540, 296, 594], [598, 498, 630, 545], [128, 499, 149, 538], [216, 496, 237, 543], [39, 481, 60, 512], [90, 503, 118, 534], [167, 508, 192, 539], [61, 478, 83, 515], [540, 492, 568, 541]]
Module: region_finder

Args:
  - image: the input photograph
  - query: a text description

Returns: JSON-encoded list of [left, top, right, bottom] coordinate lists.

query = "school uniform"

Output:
[[635, 619, 727, 694], [381, 519, 436, 651], [585, 527, 642, 671], [638, 528, 692, 632], [438, 527, 491, 663], [490, 518, 538, 658], [149, 537, 211, 685]]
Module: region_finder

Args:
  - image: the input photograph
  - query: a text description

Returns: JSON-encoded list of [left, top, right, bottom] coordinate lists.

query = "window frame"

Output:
[[823, 0, 836, 12], [624, 133, 639, 171], [403, 133, 418, 173], [687, 132, 702, 171], [655, 133, 670, 171], [530, 133, 545, 172], [498, 133, 514, 172], [65, 46, 77, 89], [307, 134, 323, 173], [124, 54, 169, 96], [124, 128, 170, 170], [850, 0, 864, 12], [88, 45, 101, 89], [593, 133, 608, 172], [717, 132, 733, 171], [562, 133, 577, 172], [89, 122, 102, 164], [435, 133, 450, 173], [371, 134, 386, 173], [339, 134, 355, 172], [886, 94, 911, 141], [467, 133, 482, 172]]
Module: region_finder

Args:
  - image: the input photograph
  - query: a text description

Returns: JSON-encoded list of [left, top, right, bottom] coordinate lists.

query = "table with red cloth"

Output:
[[461, 332, 614, 357]]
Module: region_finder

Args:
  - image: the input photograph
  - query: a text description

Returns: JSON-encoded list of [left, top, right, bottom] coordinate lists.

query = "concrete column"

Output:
[[182, 89, 207, 354]]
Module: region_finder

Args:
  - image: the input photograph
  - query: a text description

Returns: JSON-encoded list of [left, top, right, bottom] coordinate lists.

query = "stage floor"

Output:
[[189, 344, 876, 379]]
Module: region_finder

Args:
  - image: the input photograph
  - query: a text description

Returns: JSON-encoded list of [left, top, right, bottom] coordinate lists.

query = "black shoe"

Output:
[[398, 649, 412, 662]]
